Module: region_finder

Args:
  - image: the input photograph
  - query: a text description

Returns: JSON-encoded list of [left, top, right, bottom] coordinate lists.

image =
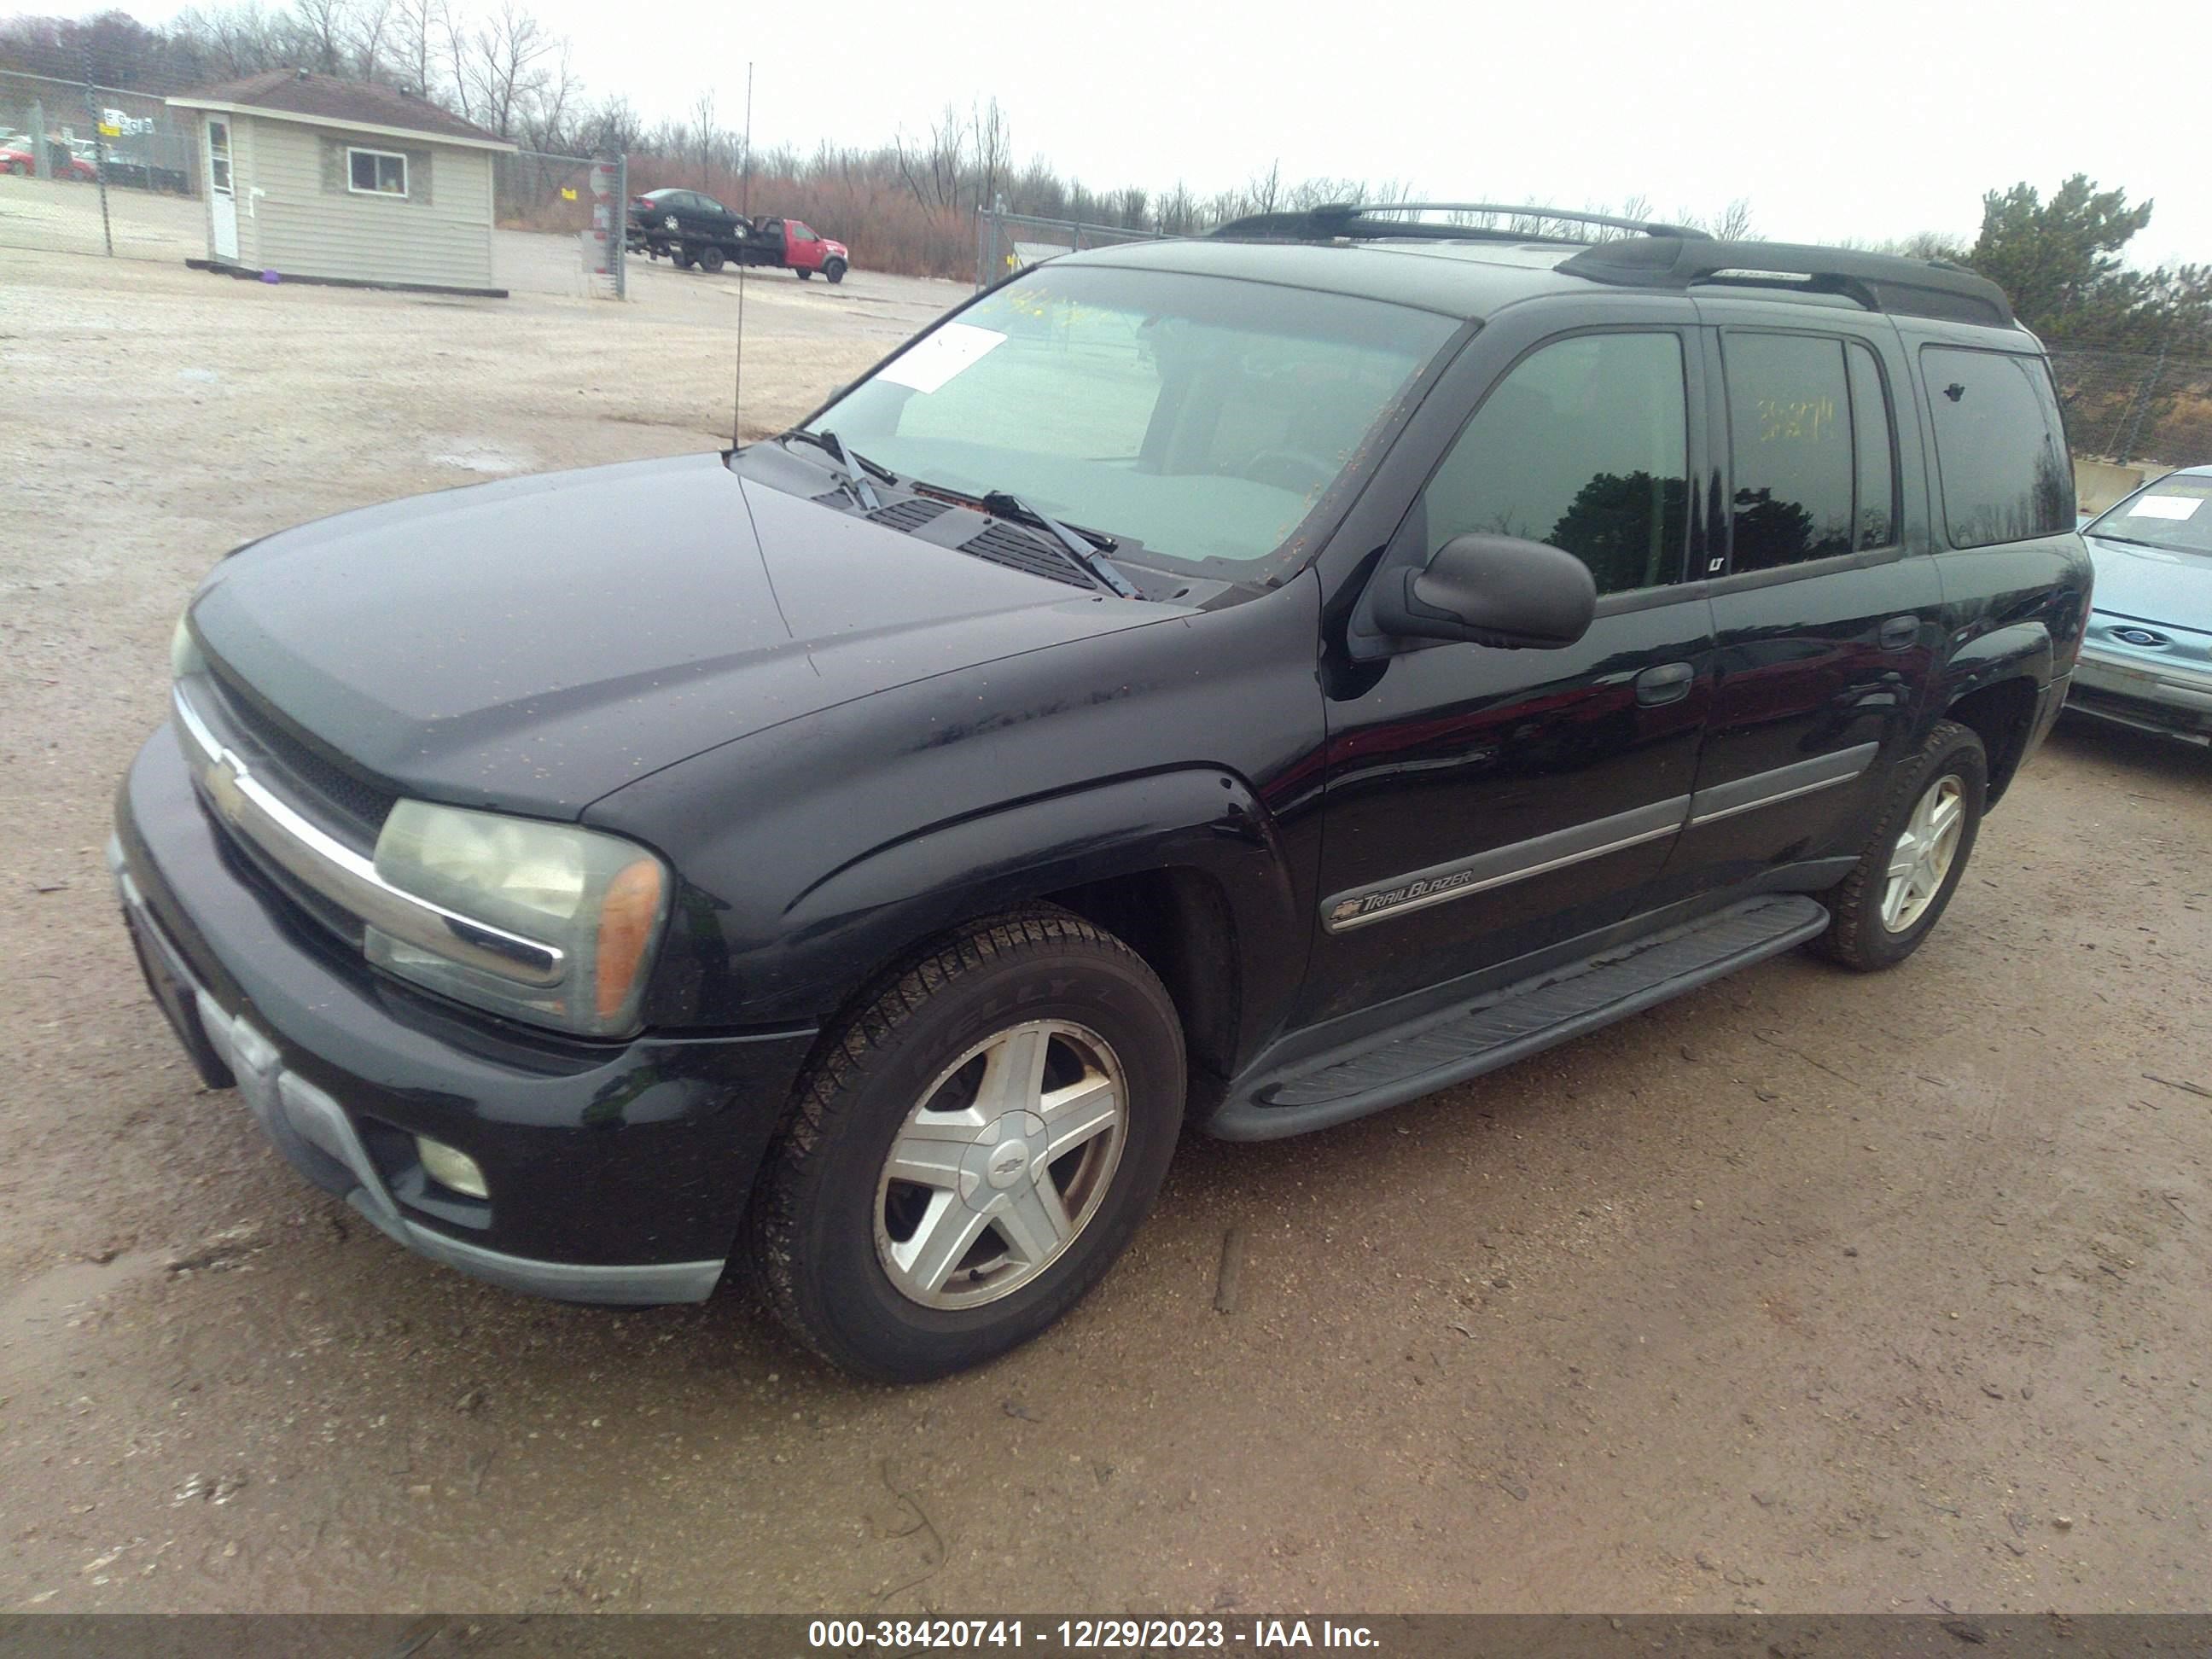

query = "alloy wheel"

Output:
[[873, 1020, 1126, 1309], [1880, 772, 1965, 932]]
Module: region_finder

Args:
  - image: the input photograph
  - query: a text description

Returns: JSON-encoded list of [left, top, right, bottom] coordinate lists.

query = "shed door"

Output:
[[206, 118, 237, 261]]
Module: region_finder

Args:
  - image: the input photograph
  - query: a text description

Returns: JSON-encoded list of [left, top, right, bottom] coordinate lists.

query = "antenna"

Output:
[[731, 61, 754, 449]]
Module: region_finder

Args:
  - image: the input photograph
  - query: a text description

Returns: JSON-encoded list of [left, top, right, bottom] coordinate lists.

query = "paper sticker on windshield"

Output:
[[2129, 493, 2204, 521], [879, 323, 1007, 393]]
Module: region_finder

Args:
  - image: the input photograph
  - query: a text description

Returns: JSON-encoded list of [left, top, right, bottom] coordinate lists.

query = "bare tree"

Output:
[[926, 102, 964, 208], [1706, 196, 1754, 240], [1247, 159, 1282, 215], [579, 92, 643, 156], [172, 3, 285, 78], [683, 88, 717, 168], [349, 0, 393, 80], [1155, 180, 1199, 236], [286, 0, 352, 74], [382, 0, 445, 94], [521, 37, 576, 150], [970, 96, 1009, 216], [463, 0, 553, 139], [440, 3, 474, 120]]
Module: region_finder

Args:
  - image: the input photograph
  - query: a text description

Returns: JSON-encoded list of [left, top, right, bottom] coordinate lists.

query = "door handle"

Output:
[[1878, 614, 1919, 651], [1634, 661, 1696, 707]]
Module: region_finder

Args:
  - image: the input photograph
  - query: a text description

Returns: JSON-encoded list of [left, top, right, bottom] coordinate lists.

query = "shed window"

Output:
[[347, 147, 408, 196]]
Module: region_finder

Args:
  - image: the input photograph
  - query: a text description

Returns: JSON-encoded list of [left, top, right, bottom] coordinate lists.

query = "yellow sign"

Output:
[[98, 122, 121, 137], [560, 186, 577, 201]]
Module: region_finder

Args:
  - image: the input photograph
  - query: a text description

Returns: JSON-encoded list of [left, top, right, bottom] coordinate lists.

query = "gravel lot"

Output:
[[2, 240, 2209, 1615]]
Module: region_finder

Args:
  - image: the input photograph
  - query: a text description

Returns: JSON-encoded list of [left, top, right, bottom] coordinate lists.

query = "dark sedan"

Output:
[[626, 187, 747, 271]]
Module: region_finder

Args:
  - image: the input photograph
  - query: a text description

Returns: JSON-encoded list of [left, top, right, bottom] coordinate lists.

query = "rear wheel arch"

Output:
[[1944, 676, 2040, 805], [1938, 620, 2054, 806]]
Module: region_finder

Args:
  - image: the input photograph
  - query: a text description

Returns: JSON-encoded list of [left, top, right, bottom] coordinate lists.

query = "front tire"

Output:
[[1815, 719, 1987, 971], [824, 257, 847, 284], [747, 906, 1185, 1382]]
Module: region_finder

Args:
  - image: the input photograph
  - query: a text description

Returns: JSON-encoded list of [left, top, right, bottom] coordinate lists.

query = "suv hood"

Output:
[[2084, 532, 2212, 637], [189, 453, 1178, 816]]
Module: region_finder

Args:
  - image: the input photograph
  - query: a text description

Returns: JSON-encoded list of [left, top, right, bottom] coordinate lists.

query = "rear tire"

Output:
[[699, 244, 726, 274], [672, 248, 696, 271], [747, 905, 1185, 1382], [824, 257, 847, 284], [1814, 719, 1987, 971]]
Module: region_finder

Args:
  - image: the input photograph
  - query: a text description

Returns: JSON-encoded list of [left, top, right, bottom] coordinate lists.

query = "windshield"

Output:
[[2089, 474, 2212, 556], [804, 265, 1457, 573]]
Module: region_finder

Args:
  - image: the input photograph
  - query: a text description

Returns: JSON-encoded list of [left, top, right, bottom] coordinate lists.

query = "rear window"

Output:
[[1921, 346, 2074, 549]]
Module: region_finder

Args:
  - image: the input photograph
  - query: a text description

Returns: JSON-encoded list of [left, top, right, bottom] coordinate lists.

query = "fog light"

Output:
[[416, 1135, 489, 1200]]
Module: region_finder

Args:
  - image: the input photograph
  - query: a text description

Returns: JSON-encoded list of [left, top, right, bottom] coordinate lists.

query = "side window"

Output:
[[1424, 332, 1688, 597], [1722, 333, 1854, 571], [1921, 346, 2074, 548], [1847, 343, 1896, 550]]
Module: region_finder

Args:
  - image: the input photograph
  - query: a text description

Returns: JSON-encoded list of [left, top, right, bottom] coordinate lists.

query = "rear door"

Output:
[[1301, 309, 1719, 1026], [688, 193, 740, 241], [1648, 311, 1941, 906]]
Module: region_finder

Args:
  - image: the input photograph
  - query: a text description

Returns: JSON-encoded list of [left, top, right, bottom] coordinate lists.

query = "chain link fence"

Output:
[[491, 146, 624, 297], [0, 66, 203, 262], [2049, 346, 2212, 470], [975, 205, 1159, 288]]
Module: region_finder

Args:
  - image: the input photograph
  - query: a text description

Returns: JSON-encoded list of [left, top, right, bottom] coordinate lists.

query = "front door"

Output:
[[1303, 322, 1717, 1027], [205, 118, 236, 261]]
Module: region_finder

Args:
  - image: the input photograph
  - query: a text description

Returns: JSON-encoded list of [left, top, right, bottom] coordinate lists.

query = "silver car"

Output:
[[2069, 464, 2212, 746]]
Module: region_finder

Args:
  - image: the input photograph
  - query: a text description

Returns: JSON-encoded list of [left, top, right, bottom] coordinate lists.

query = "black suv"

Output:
[[114, 205, 2090, 1380]]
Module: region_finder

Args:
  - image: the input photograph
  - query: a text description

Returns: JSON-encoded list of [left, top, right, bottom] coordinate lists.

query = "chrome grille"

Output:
[[170, 677, 566, 987], [193, 672, 393, 847]]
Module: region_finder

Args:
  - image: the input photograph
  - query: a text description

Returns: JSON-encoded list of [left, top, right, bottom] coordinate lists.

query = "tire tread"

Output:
[[747, 905, 1151, 1371], [1817, 719, 1986, 971]]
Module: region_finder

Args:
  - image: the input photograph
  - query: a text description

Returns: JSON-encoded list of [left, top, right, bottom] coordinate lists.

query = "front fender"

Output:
[[771, 767, 1302, 1039]]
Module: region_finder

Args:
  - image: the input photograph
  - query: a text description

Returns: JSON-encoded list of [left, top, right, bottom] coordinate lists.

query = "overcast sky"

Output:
[[32, 0, 2210, 264]]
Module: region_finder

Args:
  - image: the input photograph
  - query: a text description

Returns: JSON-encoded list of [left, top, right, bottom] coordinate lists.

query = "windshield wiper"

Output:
[[779, 428, 888, 512], [975, 489, 1140, 598]]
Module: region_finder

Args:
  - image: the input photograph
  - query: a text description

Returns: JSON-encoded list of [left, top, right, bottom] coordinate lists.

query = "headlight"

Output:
[[172, 614, 205, 679], [366, 800, 670, 1037]]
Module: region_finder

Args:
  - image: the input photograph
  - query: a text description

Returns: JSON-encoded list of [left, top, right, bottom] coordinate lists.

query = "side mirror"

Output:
[[1371, 533, 1596, 649]]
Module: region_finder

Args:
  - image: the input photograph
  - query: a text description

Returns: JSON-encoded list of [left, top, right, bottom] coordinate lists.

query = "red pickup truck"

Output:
[[626, 189, 850, 282]]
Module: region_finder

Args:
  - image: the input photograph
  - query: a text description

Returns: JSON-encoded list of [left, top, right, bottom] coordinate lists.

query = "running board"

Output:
[[1209, 895, 1830, 1140]]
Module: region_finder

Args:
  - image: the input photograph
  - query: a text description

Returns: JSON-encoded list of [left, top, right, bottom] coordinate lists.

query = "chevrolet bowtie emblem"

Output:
[[206, 755, 247, 824]]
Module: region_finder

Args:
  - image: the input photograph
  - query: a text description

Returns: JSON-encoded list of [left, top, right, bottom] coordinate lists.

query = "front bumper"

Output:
[[2069, 649, 2212, 744], [113, 725, 819, 1305]]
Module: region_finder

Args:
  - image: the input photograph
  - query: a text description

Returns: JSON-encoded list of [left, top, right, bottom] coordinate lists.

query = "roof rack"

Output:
[[1559, 236, 2014, 327], [1210, 201, 1708, 245]]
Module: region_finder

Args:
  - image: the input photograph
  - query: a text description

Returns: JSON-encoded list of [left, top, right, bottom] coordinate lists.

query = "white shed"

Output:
[[166, 70, 516, 296]]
